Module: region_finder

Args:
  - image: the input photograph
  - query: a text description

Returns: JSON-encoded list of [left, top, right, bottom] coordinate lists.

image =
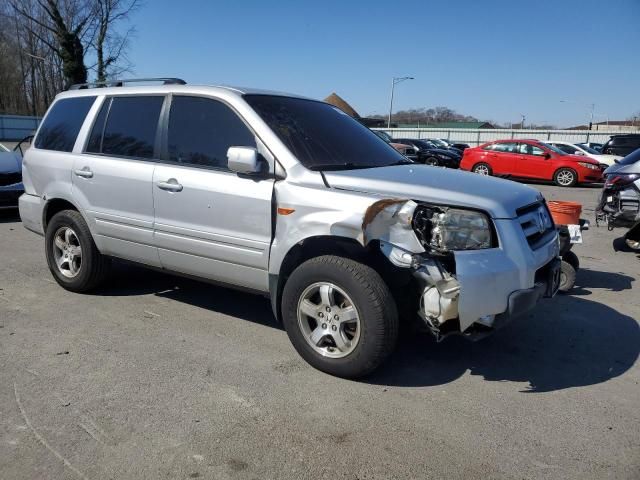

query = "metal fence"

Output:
[[375, 127, 633, 147], [0, 115, 41, 141]]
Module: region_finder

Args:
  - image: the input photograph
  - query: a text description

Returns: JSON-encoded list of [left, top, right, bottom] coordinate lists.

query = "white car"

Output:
[[546, 141, 622, 167]]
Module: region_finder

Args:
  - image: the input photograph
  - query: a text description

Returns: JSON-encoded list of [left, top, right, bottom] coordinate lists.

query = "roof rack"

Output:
[[68, 78, 186, 90]]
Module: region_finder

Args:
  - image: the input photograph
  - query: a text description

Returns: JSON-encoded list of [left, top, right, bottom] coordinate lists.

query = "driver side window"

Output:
[[518, 143, 545, 156]]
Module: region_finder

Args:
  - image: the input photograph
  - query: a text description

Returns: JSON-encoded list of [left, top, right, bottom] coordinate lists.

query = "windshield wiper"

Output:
[[308, 160, 413, 171], [388, 159, 414, 166], [308, 162, 378, 171]]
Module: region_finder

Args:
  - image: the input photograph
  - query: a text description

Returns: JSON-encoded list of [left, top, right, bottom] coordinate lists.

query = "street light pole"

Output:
[[387, 76, 414, 128]]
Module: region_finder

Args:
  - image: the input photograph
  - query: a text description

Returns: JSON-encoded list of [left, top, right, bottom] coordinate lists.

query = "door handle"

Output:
[[157, 179, 183, 192], [74, 167, 93, 178]]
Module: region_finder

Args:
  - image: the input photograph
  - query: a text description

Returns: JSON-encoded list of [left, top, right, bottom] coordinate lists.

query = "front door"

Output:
[[72, 95, 165, 267], [515, 142, 553, 180], [152, 95, 274, 292]]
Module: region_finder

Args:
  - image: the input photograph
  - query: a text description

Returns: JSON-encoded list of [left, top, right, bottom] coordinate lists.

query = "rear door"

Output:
[[72, 95, 165, 266], [152, 95, 274, 292], [488, 142, 518, 175], [515, 142, 552, 180]]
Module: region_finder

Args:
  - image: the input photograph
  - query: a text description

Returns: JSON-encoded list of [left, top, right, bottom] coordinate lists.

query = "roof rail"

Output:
[[68, 78, 187, 90]]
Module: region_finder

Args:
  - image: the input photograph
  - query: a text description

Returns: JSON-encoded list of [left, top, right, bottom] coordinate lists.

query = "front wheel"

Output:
[[281, 255, 399, 378], [425, 157, 439, 166], [554, 168, 578, 187]]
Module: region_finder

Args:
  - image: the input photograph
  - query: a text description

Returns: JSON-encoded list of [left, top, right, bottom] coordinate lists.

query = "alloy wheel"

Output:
[[52, 226, 83, 278], [474, 164, 489, 175], [297, 282, 361, 359], [556, 170, 575, 186]]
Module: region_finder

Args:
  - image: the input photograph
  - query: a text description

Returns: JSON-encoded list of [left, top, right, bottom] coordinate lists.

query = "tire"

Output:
[[472, 162, 492, 176], [562, 250, 580, 271], [281, 255, 399, 378], [554, 168, 578, 187], [558, 260, 576, 293], [45, 209, 110, 292], [425, 156, 439, 166]]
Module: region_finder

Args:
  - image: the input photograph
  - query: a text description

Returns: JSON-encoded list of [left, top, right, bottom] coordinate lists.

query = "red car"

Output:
[[460, 139, 604, 187]]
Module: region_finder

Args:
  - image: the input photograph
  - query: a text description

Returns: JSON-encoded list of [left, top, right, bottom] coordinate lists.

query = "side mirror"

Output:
[[544, 153, 551, 159], [227, 147, 265, 175], [575, 151, 585, 156]]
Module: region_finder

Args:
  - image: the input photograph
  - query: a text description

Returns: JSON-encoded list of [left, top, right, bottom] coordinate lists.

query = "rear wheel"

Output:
[[562, 250, 580, 270], [472, 162, 492, 176], [45, 210, 110, 292], [554, 168, 578, 187], [281, 255, 398, 378], [559, 260, 576, 292]]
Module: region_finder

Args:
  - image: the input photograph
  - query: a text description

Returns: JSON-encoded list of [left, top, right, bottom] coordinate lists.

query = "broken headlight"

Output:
[[413, 206, 494, 252]]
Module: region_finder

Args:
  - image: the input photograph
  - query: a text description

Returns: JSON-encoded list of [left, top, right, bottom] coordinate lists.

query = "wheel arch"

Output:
[[43, 197, 81, 231], [269, 235, 371, 322]]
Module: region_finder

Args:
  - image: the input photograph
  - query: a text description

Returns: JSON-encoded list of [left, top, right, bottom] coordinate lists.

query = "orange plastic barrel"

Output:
[[548, 201, 582, 225]]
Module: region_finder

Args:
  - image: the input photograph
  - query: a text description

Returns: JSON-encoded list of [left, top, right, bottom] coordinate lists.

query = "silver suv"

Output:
[[19, 79, 560, 378]]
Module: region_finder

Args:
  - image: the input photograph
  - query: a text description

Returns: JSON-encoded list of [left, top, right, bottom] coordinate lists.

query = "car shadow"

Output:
[[366, 294, 639, 392], [569, 268, 635, 295], [91, 262, 638, 393], [93, 261, 281, 330]]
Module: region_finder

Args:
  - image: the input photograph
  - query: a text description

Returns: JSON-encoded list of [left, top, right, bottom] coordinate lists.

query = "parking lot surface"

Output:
[[1, 184, 638, 479]]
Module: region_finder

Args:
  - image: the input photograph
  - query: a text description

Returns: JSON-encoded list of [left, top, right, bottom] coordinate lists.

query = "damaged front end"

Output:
[[363, 199, 555, 341]]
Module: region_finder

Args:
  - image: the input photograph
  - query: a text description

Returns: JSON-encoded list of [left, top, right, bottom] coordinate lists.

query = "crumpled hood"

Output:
[[324, 164, 542, 219], [0, 151, 22, 174]]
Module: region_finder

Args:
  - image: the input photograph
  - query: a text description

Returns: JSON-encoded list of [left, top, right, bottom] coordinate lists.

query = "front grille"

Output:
[[516, 201, 556, 250], [0, 172, 22, 187]]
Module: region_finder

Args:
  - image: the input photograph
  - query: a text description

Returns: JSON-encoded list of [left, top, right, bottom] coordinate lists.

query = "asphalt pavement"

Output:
[[1, 183, 638, 479]]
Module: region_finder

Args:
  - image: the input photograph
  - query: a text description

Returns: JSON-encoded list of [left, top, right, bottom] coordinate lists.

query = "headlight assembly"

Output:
[[412, 205, 494, 252], [578, 162, 600, 170]]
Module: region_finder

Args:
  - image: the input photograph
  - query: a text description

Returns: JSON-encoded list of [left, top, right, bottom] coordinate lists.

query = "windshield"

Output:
[[618, 148, 640, 166], [244, 95, 408, 170], [578, 144, 601, 155], [541, 142, 567, 155], [412, 140, 434, 150], [373, 130, 392, 143], [429, 139, 448, 147]]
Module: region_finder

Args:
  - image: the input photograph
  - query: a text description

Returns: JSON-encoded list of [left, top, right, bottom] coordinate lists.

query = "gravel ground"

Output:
[[1, 183, 638, 479]]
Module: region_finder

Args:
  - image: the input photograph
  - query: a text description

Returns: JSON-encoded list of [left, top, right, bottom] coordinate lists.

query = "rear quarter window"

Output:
[[35, 96, 96, 152]]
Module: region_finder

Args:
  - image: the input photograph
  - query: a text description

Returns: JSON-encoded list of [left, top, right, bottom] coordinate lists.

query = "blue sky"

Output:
[[126, 0, 639, 127]]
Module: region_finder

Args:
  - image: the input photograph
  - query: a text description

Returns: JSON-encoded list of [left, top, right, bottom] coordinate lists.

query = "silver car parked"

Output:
[[19, 78, 560, 378]]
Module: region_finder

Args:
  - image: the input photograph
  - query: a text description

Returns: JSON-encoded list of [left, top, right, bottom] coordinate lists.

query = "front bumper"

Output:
[[491, 257, 560, 330], [408, 215, 560, 338], [0, 183, 24, 210]]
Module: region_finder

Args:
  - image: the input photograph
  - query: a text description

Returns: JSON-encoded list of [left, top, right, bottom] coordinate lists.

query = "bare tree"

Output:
[[10, 0, 94, 86], [92, 0, 139, 82]]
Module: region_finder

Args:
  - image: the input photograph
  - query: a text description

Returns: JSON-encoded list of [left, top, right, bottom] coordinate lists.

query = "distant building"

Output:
[[566, 120, 640, 132], [323, 92, 386, 127]]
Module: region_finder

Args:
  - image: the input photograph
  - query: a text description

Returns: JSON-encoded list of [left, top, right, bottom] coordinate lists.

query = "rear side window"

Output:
[[493, 142, 518, 153], [167, 96, 256, 170], [86, 96, 164, 159], [35, 96, 96, 152]]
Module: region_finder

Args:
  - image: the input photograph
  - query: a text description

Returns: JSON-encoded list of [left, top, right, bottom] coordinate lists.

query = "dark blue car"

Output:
[[0, 143, 24, 210]]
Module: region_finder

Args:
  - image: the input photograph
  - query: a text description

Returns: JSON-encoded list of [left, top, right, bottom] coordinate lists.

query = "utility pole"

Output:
[[520, 114, 526, 130], [387, 76, 414, 128]]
